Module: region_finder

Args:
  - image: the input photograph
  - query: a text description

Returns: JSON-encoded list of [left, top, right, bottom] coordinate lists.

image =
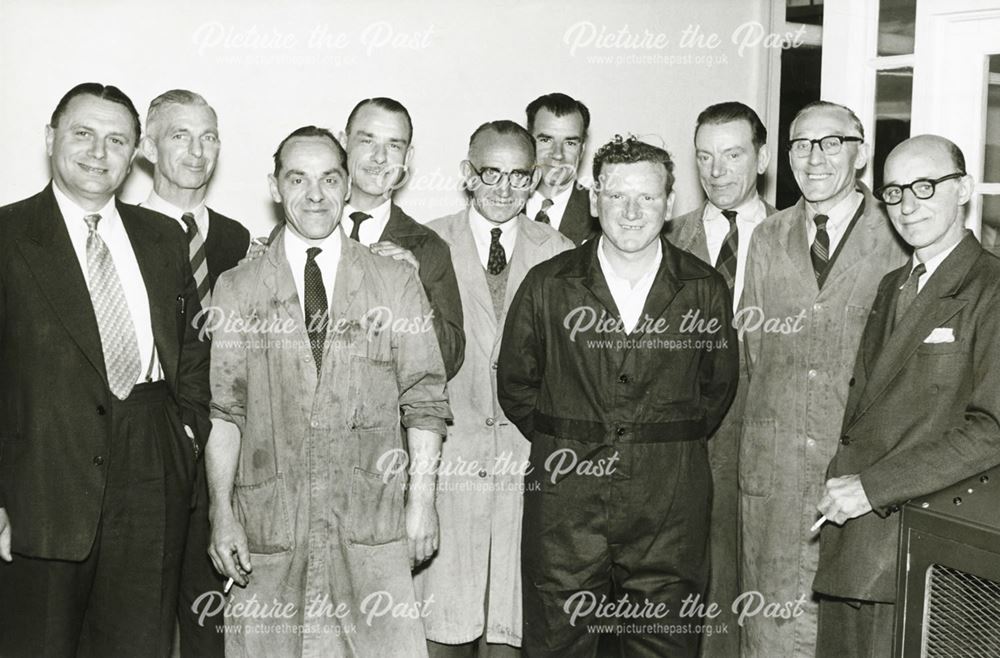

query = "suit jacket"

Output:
[[814, 232, 1000, 602], [204, 207, 250, 289], [0, 184, 211, 560], [666, 198, 778, 265], [555, 184, 599, 246], [381, 203, 465, 379]]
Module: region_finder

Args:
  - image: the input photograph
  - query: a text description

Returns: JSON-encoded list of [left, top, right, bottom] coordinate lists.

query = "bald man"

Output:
[[813, 135, 1000, 657]]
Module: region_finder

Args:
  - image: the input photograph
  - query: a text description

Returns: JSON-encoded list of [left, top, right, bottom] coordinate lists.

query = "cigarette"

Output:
[[810, 515, 828, 533], [224, 577, 235, 595]]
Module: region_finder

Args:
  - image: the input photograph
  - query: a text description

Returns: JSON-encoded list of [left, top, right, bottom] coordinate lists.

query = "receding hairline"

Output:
[[146, 93, 218, 140], [886, 135, 966, 174], [468, 129, 534, 161], [790, 104, 863, 138]]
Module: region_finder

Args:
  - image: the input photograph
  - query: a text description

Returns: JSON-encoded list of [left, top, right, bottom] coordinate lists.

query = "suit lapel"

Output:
[[331, 236, 367, 322], [452, 210, 496, 321], [560, 185, 593, 244], [580, 239, 623, 323], [262, 229, 309, 330], [632, 238, 683, 340], [678, 204, 712, 264], [786, 201, 821, 297], [381, 203, 425, 247], [501, 216, 547, 327]]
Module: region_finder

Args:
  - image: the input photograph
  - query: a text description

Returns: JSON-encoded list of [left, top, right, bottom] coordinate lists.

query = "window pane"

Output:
[[985, 55, 1000, 184], [877, 0, 916, 56], [872, 68, 913, 191], [983, 196, 1000, 257]]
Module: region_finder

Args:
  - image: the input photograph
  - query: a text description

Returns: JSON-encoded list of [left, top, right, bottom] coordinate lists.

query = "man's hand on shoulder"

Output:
[[818, 474, 873, 525], [239, 236, 270, 265], [0, 507, 11, 562], [370, 241, 419, 270]]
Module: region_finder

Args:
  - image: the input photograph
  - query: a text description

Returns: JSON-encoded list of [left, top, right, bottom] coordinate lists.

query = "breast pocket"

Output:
[[347, 355, 399, 430]]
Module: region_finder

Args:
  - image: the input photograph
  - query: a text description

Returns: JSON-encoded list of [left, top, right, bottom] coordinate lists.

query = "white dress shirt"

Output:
[[525, 183, 574, 231], [469, 205, 519, 270], [806, 190, 863, 256], [702, 195, 769, 308], [54, 181, 160, 382], [284, 225, 341, 315], [343, 199, 392, 247], [913, 237, 963, 293], [597, 236, 663, 335], [141, 190, 209, 238]]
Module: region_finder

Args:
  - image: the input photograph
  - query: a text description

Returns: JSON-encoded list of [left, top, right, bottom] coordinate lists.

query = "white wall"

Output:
[[0, 0, 776, 234]]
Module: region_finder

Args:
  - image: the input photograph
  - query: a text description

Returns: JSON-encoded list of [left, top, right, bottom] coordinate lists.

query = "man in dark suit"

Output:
[[666, 101, 775, 657], [339, 97, 465, 378], [0, 83, 210, 657], [814, 135, 1000, 657], [138, 88, 250, 657], [524, 93, 598, 245]]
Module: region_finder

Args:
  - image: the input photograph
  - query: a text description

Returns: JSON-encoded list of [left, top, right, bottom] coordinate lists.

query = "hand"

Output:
[[239, 238, 269, 265], [0, 508, 11, 562], [370, 241, 419, 270], [818, 474, 873, 525], [405, 497, 439, 568], [208, 506, 252, 586]]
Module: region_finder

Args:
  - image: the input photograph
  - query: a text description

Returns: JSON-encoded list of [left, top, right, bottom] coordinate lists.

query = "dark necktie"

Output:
[[304, 247, 328, 374], [348, 211, 371, 242], [715, 209, 739, 293], [487, 227, 507, 275], [893, 262, 927, 330], [181, 212, 211, 308], [810, 214, 830, 283], [534, 198, 553, 224]]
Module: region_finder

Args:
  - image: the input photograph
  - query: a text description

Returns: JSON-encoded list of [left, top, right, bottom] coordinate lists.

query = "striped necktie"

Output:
[[181, 212, 211, 309], [534, 198, 553, 224], [715, 209, 738, 294], [84, 213, 142, 399], [810, 214, 830, 284]]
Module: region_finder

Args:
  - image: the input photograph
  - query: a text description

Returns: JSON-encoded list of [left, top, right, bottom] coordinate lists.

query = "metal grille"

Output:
[[923, 564, 1000, 657]]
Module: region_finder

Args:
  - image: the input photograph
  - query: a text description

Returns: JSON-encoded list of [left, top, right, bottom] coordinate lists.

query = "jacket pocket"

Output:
[[347, 466, 405, 546], [739, 418, 776, 498], [233, 473, 294, 554]]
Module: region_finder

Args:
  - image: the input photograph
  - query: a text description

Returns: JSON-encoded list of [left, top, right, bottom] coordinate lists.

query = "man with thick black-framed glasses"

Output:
[[813, 134, 1000, 657], [736, 101, 908, 658], [414, 120, 573, 657]]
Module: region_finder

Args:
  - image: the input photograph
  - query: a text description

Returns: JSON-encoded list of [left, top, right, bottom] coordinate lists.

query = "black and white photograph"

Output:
[[1, 0, 1000, 656]]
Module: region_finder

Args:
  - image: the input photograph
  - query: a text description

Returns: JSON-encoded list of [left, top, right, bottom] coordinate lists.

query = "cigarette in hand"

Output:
[[224, 577, 235, 595], [810, 515, 828, 533]]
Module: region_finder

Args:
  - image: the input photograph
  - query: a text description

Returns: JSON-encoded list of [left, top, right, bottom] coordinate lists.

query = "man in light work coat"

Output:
[[499, 135, 738, 657], [414, 121, 574, 657], [205, 126, 451, 657], [738, 101, 907, 658], [814, 136, 1000, 657], [666, 101, 775, 658]]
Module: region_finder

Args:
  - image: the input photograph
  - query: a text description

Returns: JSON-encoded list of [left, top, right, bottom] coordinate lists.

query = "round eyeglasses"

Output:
[[875, 172, 966, 205], [787, 135, 863, 158], [469, 164, 534, 190]]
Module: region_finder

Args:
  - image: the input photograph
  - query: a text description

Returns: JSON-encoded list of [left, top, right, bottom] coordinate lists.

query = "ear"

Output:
[[957, 173, 974, 206], [345, 174, 352, 202], [589, 186, 600, 217], [338, 130, 348, 146], [460, 160, 475, 190], [139, 136, 159, 164], [529, 167, 542, 194], [853, 142, 870, 172], [45, 124, 55, 157], [665, 190, 676, 219], [756, 144, 771, 175], [268, 174, 282, 204], [403, 144, 414, 169]]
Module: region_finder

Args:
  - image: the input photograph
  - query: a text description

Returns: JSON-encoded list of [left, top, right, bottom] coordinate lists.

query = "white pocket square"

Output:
[[924, 327, 955, 344]]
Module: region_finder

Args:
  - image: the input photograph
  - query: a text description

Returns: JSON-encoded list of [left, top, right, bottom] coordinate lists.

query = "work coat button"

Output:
[[616, 427, 626, 437], [808, 369, 818, 379], [618, 374, 629, 384], [96, 405, 107, 415], [848, 377, 856, 387], [485, 418, 495, 427], [806, 438, 816, 447], [311, 420, 320, 429], [93, 455, 104, 466], [478, 469, 488, 478], [840, 435, 851, 446]]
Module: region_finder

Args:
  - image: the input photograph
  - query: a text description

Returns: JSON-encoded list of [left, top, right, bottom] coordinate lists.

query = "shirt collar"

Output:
[[704, 195, 767, 224], [913, 234, 963, 279], [596, 235, 663, 285], [52, 180, 118, 231], [469, 204, 519, 241], [806, 189, 863, 230], [283, 222, 343, 259], [344, 198, 392, 236], [143, 189, 208, 222]]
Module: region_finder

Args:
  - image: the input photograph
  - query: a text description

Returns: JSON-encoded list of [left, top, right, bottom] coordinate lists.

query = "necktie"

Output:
[[304, 247, 328, 374], [349, 211, 371, 242], [715, 209, 739, 293], [534, 198, 553, 224], [810, 214, 830, 284], [181, 212, 211, 309], [487, 227, 507, 275], [893, 262, 927, 330], [84, 213, 142, 400]]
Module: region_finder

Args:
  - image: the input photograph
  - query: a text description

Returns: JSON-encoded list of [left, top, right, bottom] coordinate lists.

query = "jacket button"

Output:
[[478, 469, 488, 478], [618, 374, 629, 384], [848, 377, 856, 387], [840, 435, 851, 446], [616, 427, 626, 437], [808, 369, 818, 379], [96, 405, 107, 415], [485, 418, 495, 427], [93, 455, 105, 466], [491, 362, 498, 370], [889, 505, 900, 513]]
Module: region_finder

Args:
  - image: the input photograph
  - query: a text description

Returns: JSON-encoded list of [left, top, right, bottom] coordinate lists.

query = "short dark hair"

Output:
[[592, 135, 675, 194], [525, 92, 591, 134], [272, 126, 346, 176], [792, 100, 865, 140], [695, 101, 767, 150], [50, 82, 141, 146], [468, 120, 536, 159], [345, 97, 413, 143]]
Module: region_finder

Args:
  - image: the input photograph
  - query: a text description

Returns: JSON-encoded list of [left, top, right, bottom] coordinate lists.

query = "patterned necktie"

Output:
[[349, 211, 371, 242], [893, 262, 927, 330], [181, 212, 211, 308], [534, 198, 553, 224], [810, 213, 830, 284], [84, 213, 142, 400], [487, 227, 507, 275], [715, 209, 739, 293], [304, 247, 328, 374]]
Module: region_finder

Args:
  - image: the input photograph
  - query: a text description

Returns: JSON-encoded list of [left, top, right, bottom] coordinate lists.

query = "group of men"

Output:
[[0, 80, 998, 658]]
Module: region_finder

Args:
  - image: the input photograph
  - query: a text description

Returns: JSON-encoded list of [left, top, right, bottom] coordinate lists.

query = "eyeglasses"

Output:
[[468, 164, 534, 190], [875, 172, 966, 205], [787, 135, 863, 157]]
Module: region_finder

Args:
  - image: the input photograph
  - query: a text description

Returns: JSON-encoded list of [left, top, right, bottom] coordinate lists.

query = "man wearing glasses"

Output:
[[414, 120, 573, 657], [737, 101, 907, 658], [812, 135, 1000, 656]]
